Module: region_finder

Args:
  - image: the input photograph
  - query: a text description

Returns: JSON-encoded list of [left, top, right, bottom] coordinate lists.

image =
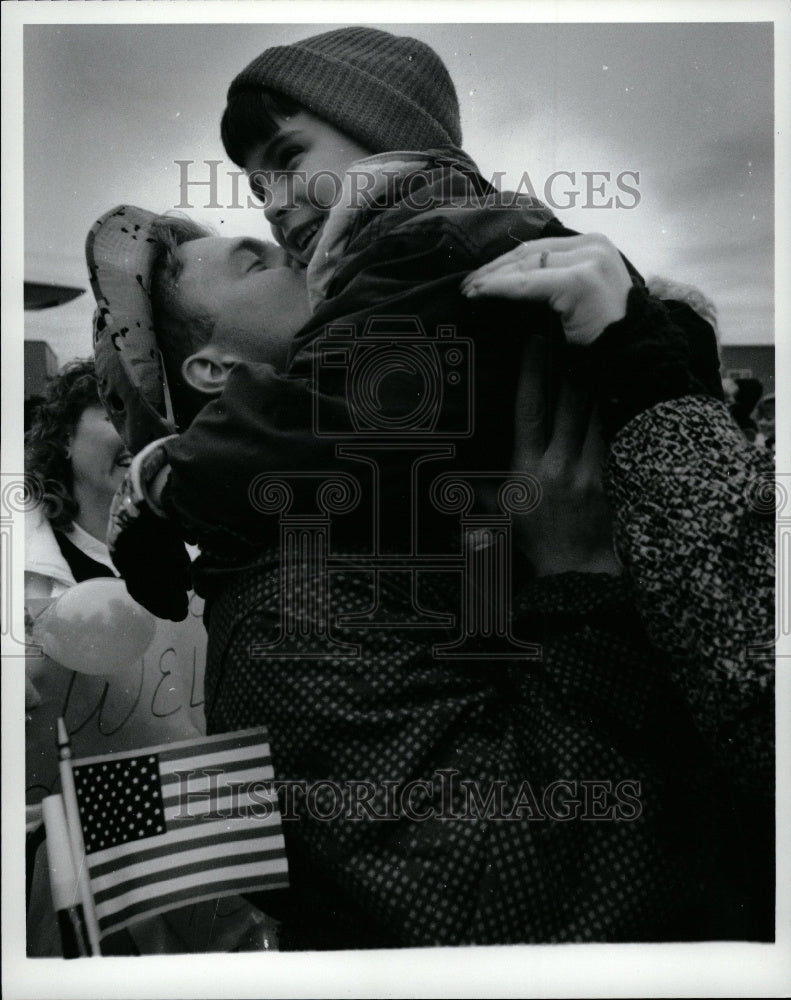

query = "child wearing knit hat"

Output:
[[220, 26, 541, 307], [223, 26, 463, 158]]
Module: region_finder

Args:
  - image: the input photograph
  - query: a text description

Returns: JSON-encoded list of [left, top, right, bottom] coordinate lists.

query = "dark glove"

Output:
[[586, 286, 719, 441], [107, 438, 191, 621]]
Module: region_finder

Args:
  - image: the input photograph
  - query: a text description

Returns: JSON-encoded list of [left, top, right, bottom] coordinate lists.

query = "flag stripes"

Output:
[[158, 730, 269, 763], [68, 726, 288, 939], [93, 848, 288, 906], [160, 749, 273, 779], [96, 870, 290, 937], [163, 786, 278, 821], [87, 821, 282, 879], [73, 728, 270, 767], [160, 759, 274, 792], [161, 768, 275, 803], [91, 828, 286, 895]]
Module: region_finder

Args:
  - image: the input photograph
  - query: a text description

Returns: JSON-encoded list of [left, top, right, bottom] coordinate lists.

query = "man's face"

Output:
[[242, 110, 372, 265], [174, 236, 311, 368]]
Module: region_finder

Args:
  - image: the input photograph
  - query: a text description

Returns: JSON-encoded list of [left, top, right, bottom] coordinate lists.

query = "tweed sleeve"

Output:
[[604, 396, 775, 795]]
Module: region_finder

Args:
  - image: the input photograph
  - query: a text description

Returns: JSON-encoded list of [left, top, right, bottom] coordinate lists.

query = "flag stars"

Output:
[[73, 751, 168, 854]]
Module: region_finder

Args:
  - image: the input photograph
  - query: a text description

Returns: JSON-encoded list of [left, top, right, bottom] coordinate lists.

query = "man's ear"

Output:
[[181, 345, 233, 395]]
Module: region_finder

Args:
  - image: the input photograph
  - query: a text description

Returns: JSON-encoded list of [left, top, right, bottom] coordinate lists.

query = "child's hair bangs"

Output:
[[221, 89, 301, 167]]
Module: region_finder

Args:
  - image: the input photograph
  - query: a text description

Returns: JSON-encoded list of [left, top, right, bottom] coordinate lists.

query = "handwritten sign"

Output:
[[26, 592, 207, 807]]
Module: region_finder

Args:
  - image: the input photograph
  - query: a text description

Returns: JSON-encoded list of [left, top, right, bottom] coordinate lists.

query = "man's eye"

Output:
[[244, 252, 266, 273]]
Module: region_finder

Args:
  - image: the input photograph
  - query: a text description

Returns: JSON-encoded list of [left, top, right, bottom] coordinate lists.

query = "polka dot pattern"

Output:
[[202, 552, 734, 947]]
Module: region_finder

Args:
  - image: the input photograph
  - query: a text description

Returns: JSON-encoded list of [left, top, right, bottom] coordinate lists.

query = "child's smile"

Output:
[[283, 215, 325, 262], [242, 110, 372, 265]]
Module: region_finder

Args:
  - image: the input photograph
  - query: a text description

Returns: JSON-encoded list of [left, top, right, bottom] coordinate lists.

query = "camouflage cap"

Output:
[[85, 205, 177, 454]]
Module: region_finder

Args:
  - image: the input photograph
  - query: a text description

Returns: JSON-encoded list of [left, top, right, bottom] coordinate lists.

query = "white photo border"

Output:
[[3, 1, 789, 997]]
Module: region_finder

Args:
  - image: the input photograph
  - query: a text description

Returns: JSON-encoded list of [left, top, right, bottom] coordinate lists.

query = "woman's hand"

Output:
[[509, 335, 621, 577], [461, 233, 632, 346], [460, 232, 631, 573]]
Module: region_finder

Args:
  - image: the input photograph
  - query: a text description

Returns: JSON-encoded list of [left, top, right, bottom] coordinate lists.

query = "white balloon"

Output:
[[34, 578, 156, 675]]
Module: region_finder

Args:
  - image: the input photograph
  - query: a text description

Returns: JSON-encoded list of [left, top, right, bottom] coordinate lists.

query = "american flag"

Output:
[[69, 728, 288, 938]]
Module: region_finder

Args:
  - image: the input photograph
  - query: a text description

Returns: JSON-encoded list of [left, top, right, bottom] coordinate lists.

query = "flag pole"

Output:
[[41, 795, 92, 958], [57, 717, 102, 956]]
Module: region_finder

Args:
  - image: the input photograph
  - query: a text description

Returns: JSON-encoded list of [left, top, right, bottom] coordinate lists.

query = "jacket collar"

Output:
[[306, 147, 481, 310]]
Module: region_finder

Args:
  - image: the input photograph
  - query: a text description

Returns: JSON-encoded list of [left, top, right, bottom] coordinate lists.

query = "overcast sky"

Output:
[[19, 16, 774, 360]]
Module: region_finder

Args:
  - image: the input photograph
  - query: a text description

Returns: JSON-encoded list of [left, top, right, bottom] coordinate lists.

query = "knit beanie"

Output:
[[226, 26, 462, 154]]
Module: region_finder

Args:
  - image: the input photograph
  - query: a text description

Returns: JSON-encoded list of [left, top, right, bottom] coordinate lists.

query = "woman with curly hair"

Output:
[[25, 358, 131, 598]]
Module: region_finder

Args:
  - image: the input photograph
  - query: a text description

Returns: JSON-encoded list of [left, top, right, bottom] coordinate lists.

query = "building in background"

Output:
[[720, 345, 775, 397], [24, 252, 90, 401], [24, 340, 59, 399]]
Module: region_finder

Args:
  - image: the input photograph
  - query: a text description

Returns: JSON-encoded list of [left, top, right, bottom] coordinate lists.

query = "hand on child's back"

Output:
[[461, 233, 632, 347], [509, 336, 621, 578]]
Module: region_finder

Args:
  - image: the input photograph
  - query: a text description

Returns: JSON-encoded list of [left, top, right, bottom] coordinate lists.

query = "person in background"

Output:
[[729, 377, 764, 442], [755, 393, 775, 452], [25, 358, 129, 598]]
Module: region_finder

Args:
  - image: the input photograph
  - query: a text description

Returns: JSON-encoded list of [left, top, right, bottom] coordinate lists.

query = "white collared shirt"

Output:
[[65, 521, 120, 576]]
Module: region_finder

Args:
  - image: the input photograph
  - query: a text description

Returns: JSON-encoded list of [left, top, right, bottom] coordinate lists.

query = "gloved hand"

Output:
[[107, 437, 192, 621]]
